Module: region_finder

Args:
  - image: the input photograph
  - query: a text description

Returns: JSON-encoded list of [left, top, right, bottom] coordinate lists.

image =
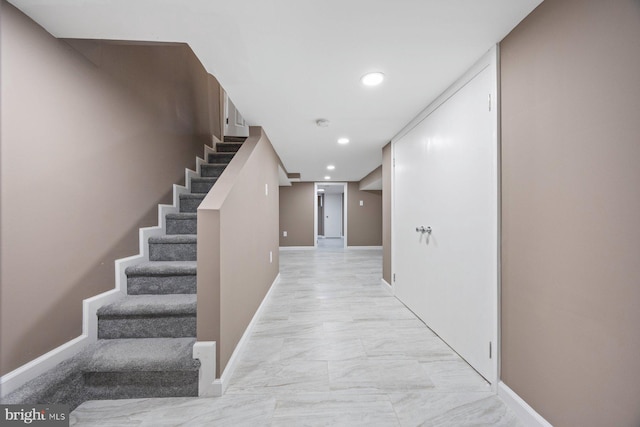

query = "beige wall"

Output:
[[279, 182, 382, 247], [0, 3, 219, 376], [279, 183, 315, 247], [382, 143, 392, 283], [347, 183, 382, 247], [197, 127, 280, 374], [500, 1, 640, 425], [66, 40, 214, 148]]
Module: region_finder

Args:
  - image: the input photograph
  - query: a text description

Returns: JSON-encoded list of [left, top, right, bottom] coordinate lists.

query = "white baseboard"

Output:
[[498, 382, 553, 427], [279, 246, 315, 250], [347, 245, 383, 250], [1, 146, 212, 398], [194, 273, 281, 396], [0, 335, 88, 397]]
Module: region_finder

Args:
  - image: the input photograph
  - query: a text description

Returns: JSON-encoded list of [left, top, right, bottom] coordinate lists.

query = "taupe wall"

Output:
[[0, 3, 219, 376], [347, 183, 382, 247], [500, 1, 640, 426], [279, 182, 382, 247], [382, 143, 392, 283], [279, 183, 315, 247], [197, 127, 280, 374], [66, 40, 215, 148]]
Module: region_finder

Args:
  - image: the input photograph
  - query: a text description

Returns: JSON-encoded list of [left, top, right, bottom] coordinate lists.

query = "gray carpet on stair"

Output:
[[148, 234, 197, 261], [97, 295, 196, 339], [179, 193, 206, 213], [86, 338, 199, 372], [191, 177, 218, 194], [166, 212, 197, 234], [126, 261, 197, 295]]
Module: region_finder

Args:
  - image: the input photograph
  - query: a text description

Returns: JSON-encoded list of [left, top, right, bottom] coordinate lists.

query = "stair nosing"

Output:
[[148, 234, 196, 244], [125, 261, 196, 277], [86, 338, 199, 372], [97, 295, 196, 317]]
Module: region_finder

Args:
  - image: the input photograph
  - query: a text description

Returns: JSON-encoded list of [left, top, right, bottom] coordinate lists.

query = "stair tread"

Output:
[[215, 143, 242, 152], [180, 193, 206, 199], [98, 294, 196, 316], [86, 338, 199, 372], [223, 136, 248, 143], [148, 234, 197, 244], [191, 177, 218, 182], [165, 212, 197, 220], [126, 261, 196, 276]]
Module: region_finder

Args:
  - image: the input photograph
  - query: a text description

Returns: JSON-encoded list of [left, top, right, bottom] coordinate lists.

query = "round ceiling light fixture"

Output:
[[337, 137, 350, 145], [327, 165, 335, 170], [316, 119, 330, 128], [324, 176, 331, 180], [361, 72, 385, 87]]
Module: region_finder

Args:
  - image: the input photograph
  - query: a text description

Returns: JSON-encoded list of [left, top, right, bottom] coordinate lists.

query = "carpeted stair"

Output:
[[90, 136, 244, 400], [2, 136, 245, 409]]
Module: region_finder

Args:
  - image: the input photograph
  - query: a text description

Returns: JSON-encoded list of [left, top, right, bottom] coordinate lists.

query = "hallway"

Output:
[[70, 249, 520, 426]]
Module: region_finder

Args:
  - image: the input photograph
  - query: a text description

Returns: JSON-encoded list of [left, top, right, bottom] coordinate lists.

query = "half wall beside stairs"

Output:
[[197, 127, 281, 393]]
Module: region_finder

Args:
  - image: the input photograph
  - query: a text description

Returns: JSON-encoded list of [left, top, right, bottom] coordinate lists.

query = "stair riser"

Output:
[[191, 181, 216, 193], [127, 275, 196, 295], [180, 198, 204, 213], [98, 316, 196, 339], [166, 218, 197, 234], [207, 153, 235, 163], [216, 143, 242, 152], [200, 164, 227, 178], [224, 136, 247, 143], [149, 243, 196, 261], [84, 372, 198, 399]]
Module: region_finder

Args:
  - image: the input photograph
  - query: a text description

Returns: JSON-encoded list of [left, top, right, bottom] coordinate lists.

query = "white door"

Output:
[[324, 193, 343, 238], [224, 92, 249, 137], [393, 60, 497, 381]]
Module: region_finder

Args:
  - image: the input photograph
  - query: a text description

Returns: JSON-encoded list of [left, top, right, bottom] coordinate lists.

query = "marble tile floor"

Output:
[[70, 248, 521, 426], [316, 237, 345, 248]]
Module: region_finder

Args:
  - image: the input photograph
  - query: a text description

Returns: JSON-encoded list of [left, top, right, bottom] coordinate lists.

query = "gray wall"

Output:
[[0, 2, 220, 376], [500, 0, 640, 425]]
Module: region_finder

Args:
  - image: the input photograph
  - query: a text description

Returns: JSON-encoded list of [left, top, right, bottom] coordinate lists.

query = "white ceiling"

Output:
[[10, 0, 542, 182]]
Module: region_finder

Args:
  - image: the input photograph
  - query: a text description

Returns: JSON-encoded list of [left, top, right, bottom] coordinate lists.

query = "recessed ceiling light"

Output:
[[361, 72, 384, 86], [324, 176, 331, 180], [327, 165, 335, 170], [337, 137, 349, 145]]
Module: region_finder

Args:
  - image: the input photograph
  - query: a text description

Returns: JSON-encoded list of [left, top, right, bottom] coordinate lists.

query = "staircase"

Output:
[[87, 137, 245, 400], [2, 137, 245, 408]]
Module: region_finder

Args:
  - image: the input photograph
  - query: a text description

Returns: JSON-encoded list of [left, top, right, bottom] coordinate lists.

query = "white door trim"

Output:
[[314, 182, 348, 248]]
